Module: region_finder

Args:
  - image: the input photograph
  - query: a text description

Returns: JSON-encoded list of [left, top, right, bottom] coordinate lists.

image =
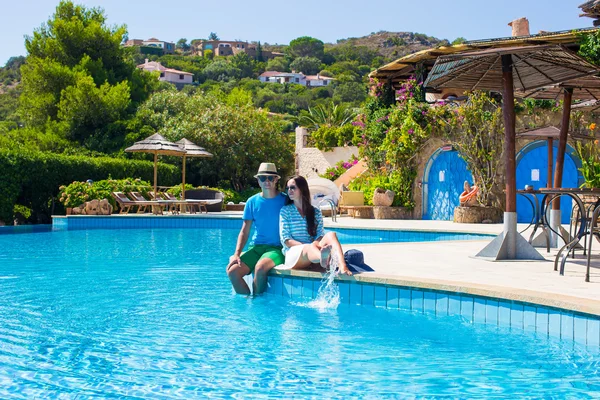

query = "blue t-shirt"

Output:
[[243, 192, 287, 247]]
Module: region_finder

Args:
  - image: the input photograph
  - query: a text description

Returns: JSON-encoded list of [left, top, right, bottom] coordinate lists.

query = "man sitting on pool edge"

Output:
[[226, 162, 287, 295]]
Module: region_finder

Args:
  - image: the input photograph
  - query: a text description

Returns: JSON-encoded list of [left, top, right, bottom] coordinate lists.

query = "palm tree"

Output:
[[293, 102, 356, 130]]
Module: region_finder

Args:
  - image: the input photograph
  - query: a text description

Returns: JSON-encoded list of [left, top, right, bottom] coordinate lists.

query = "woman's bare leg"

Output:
[[319, 232, 352, 275]]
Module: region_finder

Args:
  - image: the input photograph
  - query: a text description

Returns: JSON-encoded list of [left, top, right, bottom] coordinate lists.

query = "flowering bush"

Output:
[[59, 178, 152, 209], [320, 155, 359, 181], [58, 181, 94, 208], [575, 123, 600, 189]]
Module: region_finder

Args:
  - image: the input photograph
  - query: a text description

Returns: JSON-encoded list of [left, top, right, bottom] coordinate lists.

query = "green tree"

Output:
[[289, 56, 321, 75], [176, 38, 190, 52], [202, 60, 241, 81], [286, 36, 325, 60], [294, 102, 355, 130], [256, 41, 264, 62], [133, 91, 293, 190], [230, 52, 255, 78], [208, 32, 219, 40], [333, 82, 367, 103], [266, 57, 289, 72], [451, 37, 467, 45], [204, 49, 214, 60], [19, 0, 158, 150]]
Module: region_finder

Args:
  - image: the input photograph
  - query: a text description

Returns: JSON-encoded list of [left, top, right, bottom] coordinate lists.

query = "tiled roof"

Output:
[[305, 75, 334, 80], [260, 71, 285, 77], [137, 61, 193, 75]]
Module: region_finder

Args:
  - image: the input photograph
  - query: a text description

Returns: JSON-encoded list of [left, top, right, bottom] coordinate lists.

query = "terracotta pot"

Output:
[[66, 208, 72, 216]]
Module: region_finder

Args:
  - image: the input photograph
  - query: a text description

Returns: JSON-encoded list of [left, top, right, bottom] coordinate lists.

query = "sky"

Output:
[[0, 0, 594, 66]]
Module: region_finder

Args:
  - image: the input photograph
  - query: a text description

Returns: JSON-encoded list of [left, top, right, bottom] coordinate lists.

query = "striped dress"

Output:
[[279, 204, 325, 255]]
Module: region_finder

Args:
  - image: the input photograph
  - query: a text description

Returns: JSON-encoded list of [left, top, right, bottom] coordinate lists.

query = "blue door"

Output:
[[424, 150, 473, 220], [516, 142, 579, 224]]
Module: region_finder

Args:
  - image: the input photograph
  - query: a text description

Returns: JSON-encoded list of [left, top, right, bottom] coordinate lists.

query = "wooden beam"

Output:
[[552, 88, 574, 210], [502, 54, 517, 213]]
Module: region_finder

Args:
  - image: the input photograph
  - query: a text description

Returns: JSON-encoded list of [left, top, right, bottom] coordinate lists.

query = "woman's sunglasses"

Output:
[[286, 185, 297, 191], [258, 175, 276, 182]]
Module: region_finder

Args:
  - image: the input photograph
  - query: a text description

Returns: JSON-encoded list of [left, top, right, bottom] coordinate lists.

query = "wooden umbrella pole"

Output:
[[153, 152, 158, 196], [547, 137, 553, 189], [501, 54, 517, 213], [552, 88, 574, 210], [182, 155, 187, 201]]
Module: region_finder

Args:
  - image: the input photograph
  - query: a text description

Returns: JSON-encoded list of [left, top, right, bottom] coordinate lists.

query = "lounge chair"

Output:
[[128, 191, 166, 215], [111, 192, 153, 214]]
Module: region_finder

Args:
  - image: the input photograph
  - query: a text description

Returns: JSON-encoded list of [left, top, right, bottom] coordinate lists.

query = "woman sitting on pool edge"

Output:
[[279, 175, 352, 275]]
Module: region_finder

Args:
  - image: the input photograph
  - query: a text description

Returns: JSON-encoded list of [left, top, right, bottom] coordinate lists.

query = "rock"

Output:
[[72, 207, 83, 215], [98, 199, 113, 215], [454, 206, 503, 224], [373, 188, 395, 206], [85, 199, 100, 215]]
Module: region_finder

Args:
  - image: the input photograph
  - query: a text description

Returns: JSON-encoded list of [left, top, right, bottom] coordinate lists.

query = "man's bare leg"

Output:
[[227, 262, 251, 295], [253, 258, 276, 295]]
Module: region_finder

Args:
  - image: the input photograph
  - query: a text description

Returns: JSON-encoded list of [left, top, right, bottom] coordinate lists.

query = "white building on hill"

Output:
[[137, 59, 193, 88]]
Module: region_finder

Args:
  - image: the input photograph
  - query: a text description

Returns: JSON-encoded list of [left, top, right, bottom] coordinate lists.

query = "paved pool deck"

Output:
[[271, 215, 600, 316]]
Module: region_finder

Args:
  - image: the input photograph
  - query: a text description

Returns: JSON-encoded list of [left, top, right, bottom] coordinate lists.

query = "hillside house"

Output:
[[193, 40, 282, 60], [137, 59, 193, 88], [259, 71, 334, 87], [124, 38, 175, 54], [305, 74, 335, 87]]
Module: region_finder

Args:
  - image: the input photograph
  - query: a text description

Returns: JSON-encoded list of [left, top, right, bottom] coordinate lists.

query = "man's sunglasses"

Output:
[[258, 175, 276, 182]]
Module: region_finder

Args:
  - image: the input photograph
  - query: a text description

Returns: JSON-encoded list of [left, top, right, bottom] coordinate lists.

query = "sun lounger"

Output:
[[111, 192, 154, 214], [128, 192, 166, 215]]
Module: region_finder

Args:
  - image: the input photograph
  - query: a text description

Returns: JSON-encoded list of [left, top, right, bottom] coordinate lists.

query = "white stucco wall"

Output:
[[295, 127, 359, 179], [163, 71, 193, 84]]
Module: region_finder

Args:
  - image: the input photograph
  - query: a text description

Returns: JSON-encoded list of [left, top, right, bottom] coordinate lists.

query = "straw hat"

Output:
[[254, 162, 280, 177]]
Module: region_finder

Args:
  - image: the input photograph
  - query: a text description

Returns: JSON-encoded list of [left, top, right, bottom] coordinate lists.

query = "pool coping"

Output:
[[270, 268, 600, 318]]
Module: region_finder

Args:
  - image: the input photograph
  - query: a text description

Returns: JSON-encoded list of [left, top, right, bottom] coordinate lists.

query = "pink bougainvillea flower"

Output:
[[408, 129, 414, 135]]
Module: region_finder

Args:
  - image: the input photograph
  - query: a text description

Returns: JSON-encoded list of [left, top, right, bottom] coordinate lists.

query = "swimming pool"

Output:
[[1, 226, 599, 397]]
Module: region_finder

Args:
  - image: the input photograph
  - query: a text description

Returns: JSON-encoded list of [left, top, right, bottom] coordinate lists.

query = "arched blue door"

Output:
[[516, 141, 580, 224], [424, 149, 473, 220]]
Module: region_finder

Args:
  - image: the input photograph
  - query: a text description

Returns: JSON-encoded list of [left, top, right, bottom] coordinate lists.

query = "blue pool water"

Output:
[[1, 227, 600, 397]]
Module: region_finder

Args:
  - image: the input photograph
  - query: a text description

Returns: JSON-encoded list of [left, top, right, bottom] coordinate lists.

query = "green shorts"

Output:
[[240, 245, 284, 273]]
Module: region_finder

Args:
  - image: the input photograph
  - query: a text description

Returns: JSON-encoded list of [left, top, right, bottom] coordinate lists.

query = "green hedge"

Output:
[[0, 150, 179, 224]]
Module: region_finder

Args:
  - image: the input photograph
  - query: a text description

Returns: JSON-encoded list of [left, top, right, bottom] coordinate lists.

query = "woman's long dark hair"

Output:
[[285, 175, 317, 237]]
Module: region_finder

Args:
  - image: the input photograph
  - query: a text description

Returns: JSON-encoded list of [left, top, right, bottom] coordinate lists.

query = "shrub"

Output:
[[59, 178, 153, 210], [0, 149, 179, 224], [320, 155, 359, 181]]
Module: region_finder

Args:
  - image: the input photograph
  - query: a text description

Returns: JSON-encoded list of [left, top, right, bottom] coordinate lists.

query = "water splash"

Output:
[[307, 251, 340, 310]]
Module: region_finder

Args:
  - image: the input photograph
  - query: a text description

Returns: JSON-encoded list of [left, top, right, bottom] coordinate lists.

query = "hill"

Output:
[[333, 31, 449, 60], [263, 31, 449, 62]]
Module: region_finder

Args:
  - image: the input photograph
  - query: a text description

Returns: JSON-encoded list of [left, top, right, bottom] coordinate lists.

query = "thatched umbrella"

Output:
[[425, 44, 598, 260], [518, 76, 600, 246], [175, 138, 213, 200], [125, 133, 187, 196]]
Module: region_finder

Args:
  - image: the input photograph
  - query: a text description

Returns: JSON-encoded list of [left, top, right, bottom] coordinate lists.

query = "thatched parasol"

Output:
[[515, 76, 600, 246], [125, 133, 187, 196], [175, 138, 213, 200], [425, 44, 599, 260]]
